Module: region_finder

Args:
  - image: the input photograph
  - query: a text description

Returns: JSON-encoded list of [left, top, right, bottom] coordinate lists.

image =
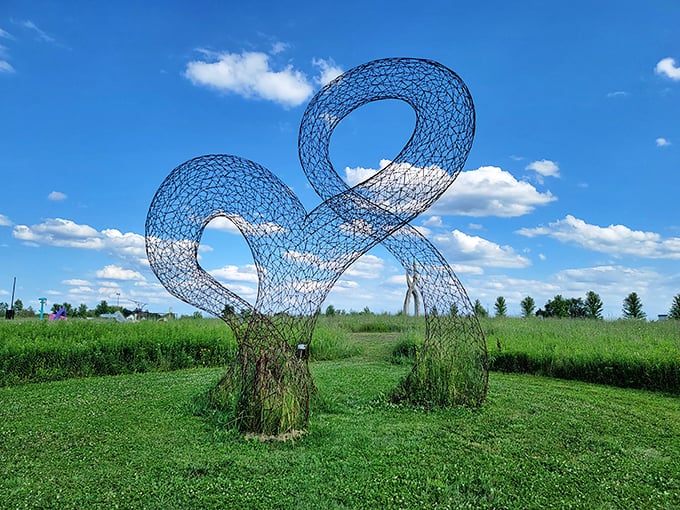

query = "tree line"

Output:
[[0, 300, 144, 319], [474, 292, 680, 320]]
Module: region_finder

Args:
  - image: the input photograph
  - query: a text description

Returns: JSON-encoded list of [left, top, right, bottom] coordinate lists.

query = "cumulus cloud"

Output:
[[656, 137, 671, 147], [345, 254, 385, 278], [430, 166, 556, 217], [554, 265, 660, 291], [209, 264, 259, 283], [12, 218, 146, 261], [422, 216, 443, 227], [48, 191, 67, 201], [432, 230, 531, 268], [343, 162, 555, 217], [516, 215, 680, 259], [184, 50, 314, 107], [655, 57, 680, 81], [344, 165, 379, 186], [96, 264, 146, 281], [0, 214, 11, 226], [62, 279, 91, 286], [313, 58, 343, 85], [525, 159, 560, 178]]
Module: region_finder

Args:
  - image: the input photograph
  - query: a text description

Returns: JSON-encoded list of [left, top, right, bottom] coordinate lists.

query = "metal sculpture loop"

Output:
[[146, 58, 488, 435]]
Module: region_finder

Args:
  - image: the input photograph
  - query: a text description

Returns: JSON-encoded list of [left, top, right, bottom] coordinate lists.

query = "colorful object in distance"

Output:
[[49, 306, 67, 321]]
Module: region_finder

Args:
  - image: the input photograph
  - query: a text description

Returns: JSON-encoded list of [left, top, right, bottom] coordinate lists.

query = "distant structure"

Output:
[[38, 297, 47, 320], [146, 58, 488, 434], [403, 262, 421, 316], [49, 306, 66, 321]]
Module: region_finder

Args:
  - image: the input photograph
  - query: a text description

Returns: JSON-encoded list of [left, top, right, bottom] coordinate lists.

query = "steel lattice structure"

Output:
[[146, 58, 488, 434]]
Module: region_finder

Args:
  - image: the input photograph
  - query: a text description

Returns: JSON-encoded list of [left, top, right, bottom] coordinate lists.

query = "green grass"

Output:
[[0, 318, 358, 386], [0, 319, 238, 385], [483, 318, 680, 393], [0, 361, 678, 508]]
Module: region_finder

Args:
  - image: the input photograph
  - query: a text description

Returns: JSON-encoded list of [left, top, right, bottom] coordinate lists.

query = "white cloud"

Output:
[[345, 254, 385, 278], [655, 57, 680, 81], [21, 20, 55, 43], [62, 279, 91, 286], [12, 218, 146, 261], [96, 264, 146, 281], [205, 214, 285, 236], [344, 165, 379, 186], [206, 216, 240, 234], [344, 162, 555, 218], [422, 216, 443, 227], [606, 91, 629, 98], [430, 165, 556, 217], [184, 51, 314, 107], [656, 137, 671, 147], [517, 215, 680, 259], [48, 191, 67, 201], [312, 58, 343, 85], [0, 28, 13, 39], [0, 214, 11, 226], [433, 229, 531, 268], [0, 60, 14, 73], [554, 265, 660, 291], [209, 264, 259, 283], [525, 159, 560, 178], [271, 42, 288, 55]]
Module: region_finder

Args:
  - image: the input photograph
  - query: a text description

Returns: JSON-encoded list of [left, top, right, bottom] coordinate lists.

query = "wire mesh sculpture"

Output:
[[146, 58, 488, 435]]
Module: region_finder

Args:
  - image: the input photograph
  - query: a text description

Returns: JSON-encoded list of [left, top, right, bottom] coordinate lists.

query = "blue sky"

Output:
[[1, 0, 678, 318]]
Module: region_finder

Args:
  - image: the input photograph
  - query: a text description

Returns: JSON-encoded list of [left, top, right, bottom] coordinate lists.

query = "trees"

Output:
[[94, 300, 111, 316], [668, 294, 680, 320], [520, 296, 535, 318], [566, 298, 586, 319], [622, 292, 646, 320], [473, 299, 488, 318], [537, 294, 569, 318], [75, 303, 89, 318], [494, 296, 507, 318], [584, 291, 603, 319]]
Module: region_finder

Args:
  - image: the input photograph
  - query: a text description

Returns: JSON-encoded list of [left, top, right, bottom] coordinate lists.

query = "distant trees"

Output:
[[94, 300, 112, 316], [622, 292, 646, 320], [670, 294, 680, 320], [536, 292, 601, 319], [494, 296, 507, 318], [537, 294, 568, 318], [76, 304, 89, 318], [520, 296, 535, 318], [473, 299, 488, 318], [584, 291, 604, 320]]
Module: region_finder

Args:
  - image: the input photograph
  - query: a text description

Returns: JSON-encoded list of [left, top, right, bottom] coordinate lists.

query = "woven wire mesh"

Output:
[[146, 58, 488, 431]]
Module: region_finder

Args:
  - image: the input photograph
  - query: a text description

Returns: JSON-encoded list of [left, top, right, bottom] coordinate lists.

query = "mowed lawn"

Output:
[[0, 349, 678, 508]]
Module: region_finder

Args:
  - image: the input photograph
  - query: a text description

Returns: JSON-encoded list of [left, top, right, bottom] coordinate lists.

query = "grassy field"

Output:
[[0, 323, 678, 508]]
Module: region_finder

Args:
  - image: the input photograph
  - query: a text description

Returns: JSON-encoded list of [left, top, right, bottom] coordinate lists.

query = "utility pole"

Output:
[[6, 277, 16, 320]]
